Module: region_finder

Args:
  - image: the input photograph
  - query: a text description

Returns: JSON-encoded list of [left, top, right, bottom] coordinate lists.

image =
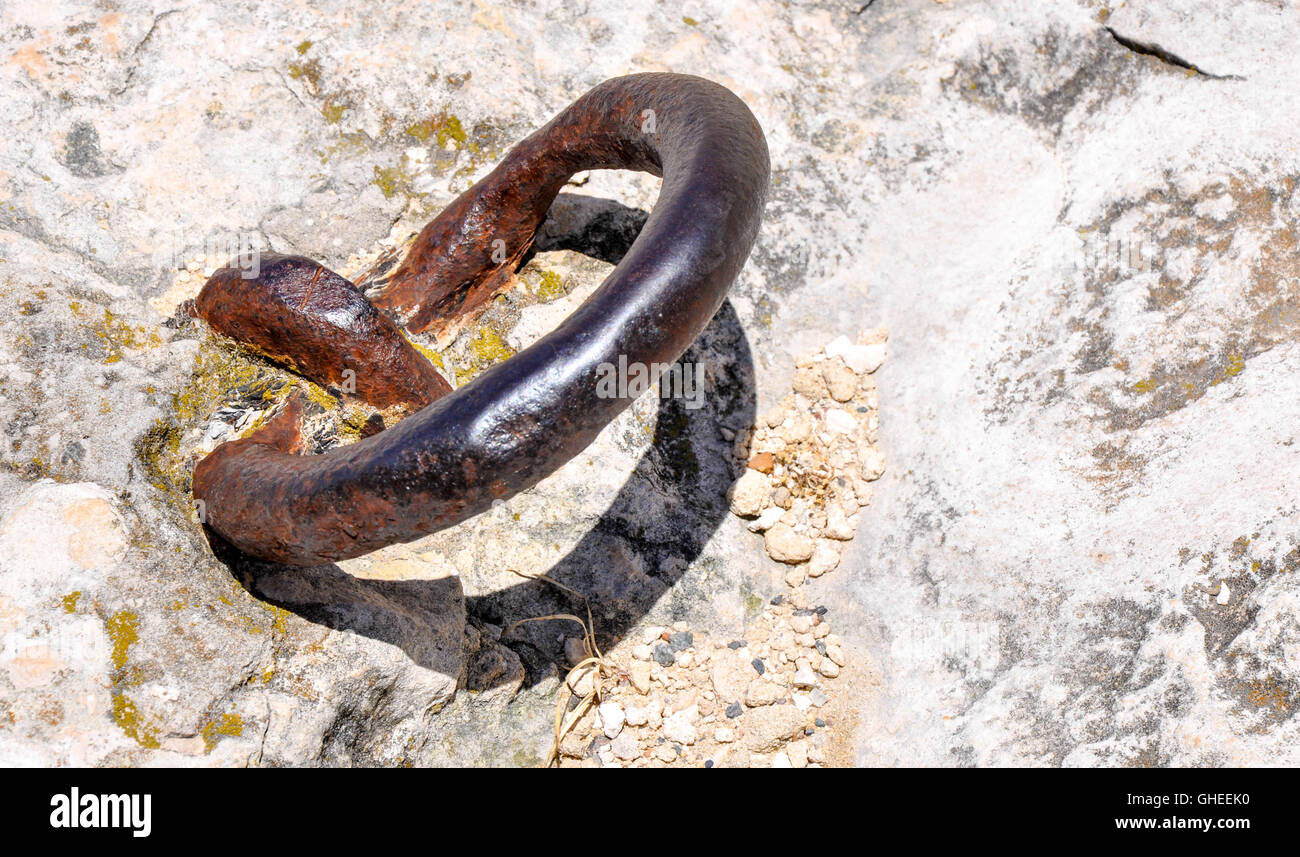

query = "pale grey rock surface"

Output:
[[0, 0, 1295, 766]]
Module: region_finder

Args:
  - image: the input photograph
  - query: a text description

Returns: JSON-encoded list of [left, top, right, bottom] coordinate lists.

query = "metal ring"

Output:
[[192, 72, 770, 566]]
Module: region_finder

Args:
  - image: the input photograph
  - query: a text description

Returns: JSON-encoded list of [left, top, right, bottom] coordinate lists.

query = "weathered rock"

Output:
[[787, 740, 809, 769], [743, 704, 806, 753], [5, 0, 1298, 769], [823, 408, 858, 435], [598, 702, 625, 739], [823, 506, 855, 541], [825, 336, 886, 376], [822, 358, 857, 402], [710, 649, 753, 704], [791, 367, 826, 398], [568, 664, 597, 698], [764, 523, 815, 564], [745, 679, 783, 707], [0, 480, 467, 766], [662, 706, 698, 746], [807, 542, 840, 578], [610, 730, 640, 761], [728, 470, 770, 518], [792, 667, 819, 690], [749, 507, 785, 533], [628, 660, 652, 695], [857, 447, 886, 482]]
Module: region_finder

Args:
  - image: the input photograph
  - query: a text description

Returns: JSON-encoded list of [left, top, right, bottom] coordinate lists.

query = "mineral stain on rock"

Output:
[[59, 121, 114, 178]]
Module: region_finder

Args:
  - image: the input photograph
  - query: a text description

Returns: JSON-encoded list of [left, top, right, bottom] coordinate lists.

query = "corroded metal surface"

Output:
[[192, 72, 770, 565], [195, 254, 450, 410]]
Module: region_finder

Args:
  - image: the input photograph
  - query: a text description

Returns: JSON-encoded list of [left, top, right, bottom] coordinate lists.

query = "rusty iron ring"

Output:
[[192, 73, 770, 566]]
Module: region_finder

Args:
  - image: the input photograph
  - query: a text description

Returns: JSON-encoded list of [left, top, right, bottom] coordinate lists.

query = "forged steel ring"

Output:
[[192, 72, 770, 566]]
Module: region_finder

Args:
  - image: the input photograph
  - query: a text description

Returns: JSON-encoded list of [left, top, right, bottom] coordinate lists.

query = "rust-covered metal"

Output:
[[192, 72, 770, 565], [195, 254, 450, 410]]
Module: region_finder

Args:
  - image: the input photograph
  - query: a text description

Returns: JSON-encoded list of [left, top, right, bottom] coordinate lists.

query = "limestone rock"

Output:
[[728, 469, 770, 518], [822, 358, 858, 402], [764, 523, 815, 564], [745, 679, 784, 707], [628, 660, 652, 695], [743, 704, 806, 753], [807, 541, 840, 578], [5, 0, 1298, 770], [825, 336, 887, 375], [662, 706, 698, 746]]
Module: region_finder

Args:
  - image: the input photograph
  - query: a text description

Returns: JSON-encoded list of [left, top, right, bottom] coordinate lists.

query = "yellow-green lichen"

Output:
[[337, 406, 372, 441], [372, 163, 415, 200], [77, 306, 163, 364], [260, 603, 290, 635], [534, 270, 566, 302], [315, 130, 371, 165], [105, 609, 158, 747], [682, 16, 699, 26], [106, 610, 139, 671], [1133, 378, 1157, 394], [405, 112, 467, 149], [200, 712, 244, 752], [61, 591, 80, 614], [1211, 353, 1246, 385], [299, 378, 339, 412], [465, 326, 515, 373], [111, 693, 160, 749], [287, 57, 322, 93], [513, 747, 541, 766], [295, 39, 313, 55], [235, 613, 265, 635], [135, 339, 293, 495], [404, 335, 444, 369], [321, 99, 347, 124]]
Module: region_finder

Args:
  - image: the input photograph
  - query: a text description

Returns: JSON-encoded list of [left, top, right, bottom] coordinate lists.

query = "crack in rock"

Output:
[[1104, 26, 1242, 81]]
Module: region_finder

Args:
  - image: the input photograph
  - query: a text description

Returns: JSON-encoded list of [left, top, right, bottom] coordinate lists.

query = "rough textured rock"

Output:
[[728, 470, 770, 518], [764, 522, 816, 564], [742, 703, 807, 753], [807, 0, 1300, 766], [1, 0, 1296, 766]]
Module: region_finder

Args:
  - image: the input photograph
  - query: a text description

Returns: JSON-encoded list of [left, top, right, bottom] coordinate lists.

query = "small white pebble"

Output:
[[793, 666, 818, 689], [598, 702, 625, 739]]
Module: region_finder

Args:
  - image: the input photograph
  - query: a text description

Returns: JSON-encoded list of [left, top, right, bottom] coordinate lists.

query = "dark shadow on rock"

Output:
[[526, 192, 650, 265], [469, 300, 755, 686], [208, 194, 756, 692], [211, 530, 465, 679]]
